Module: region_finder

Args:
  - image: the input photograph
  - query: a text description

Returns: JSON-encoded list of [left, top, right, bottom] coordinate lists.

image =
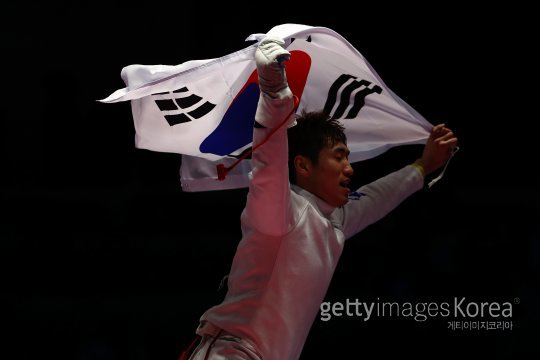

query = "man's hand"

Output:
[[255, 37, 291, 97], [415, 124, 458, 176]]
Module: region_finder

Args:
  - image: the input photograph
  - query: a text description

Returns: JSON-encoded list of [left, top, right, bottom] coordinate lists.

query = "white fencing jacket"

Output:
[[198, 87, 424, 360]]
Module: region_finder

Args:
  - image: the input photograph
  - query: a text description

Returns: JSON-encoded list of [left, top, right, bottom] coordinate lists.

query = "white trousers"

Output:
[[188, 322, 262, 360]]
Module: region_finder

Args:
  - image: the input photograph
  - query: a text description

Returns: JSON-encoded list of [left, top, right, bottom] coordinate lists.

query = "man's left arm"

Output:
[[340, 124, 458, 239]]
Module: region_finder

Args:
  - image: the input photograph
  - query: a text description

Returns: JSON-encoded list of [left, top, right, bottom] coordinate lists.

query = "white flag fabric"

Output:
[[100, 24, 433, 191]]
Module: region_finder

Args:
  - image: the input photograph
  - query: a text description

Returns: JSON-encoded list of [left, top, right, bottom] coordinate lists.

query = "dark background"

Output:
[[2, 1, 538, 359]]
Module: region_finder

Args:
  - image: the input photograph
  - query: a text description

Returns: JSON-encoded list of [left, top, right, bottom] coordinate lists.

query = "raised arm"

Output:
[[341, 124, 459, 239], [243, 38, 296, 236]]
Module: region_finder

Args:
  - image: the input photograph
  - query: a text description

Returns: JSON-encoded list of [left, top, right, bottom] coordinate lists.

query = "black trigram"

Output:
[[152, 86, 216, 126], [323, 74, 382, 120]]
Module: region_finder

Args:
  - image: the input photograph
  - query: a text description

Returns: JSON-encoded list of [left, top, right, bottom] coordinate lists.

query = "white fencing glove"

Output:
[[255, 37, 291, 98]]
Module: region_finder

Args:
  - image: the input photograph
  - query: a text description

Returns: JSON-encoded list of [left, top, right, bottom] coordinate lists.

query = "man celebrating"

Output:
[[184, 37, 458, 360]]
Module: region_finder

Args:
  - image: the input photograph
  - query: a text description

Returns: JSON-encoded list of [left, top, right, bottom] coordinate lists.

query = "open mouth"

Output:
[[339, 180, 350, 189]]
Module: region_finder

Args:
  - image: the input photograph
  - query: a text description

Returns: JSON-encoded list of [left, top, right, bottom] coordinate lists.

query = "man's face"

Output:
[[305, 142, 354, 207]]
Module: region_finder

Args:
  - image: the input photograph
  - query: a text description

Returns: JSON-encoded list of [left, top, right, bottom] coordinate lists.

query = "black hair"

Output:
[[287, 110, 347, 184]]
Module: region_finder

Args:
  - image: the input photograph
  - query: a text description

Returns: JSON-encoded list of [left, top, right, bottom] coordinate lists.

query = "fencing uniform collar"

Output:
[[291, 184, 337, 217]]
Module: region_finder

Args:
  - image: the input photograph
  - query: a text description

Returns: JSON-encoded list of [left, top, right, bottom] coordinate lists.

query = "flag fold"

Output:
[[100, 24, 433, 191]]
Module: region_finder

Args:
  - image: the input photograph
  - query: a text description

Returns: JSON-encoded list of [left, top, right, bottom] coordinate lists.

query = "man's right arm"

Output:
[[243, 38, 296, 236]]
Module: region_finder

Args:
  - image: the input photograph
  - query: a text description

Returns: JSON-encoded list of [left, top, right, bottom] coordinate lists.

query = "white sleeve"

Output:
[[341, 165, 424, 239], [243, 88, 297, 236]]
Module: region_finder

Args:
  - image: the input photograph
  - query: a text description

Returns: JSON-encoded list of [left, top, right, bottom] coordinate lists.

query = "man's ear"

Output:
[[294, 155, 311, 178]]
